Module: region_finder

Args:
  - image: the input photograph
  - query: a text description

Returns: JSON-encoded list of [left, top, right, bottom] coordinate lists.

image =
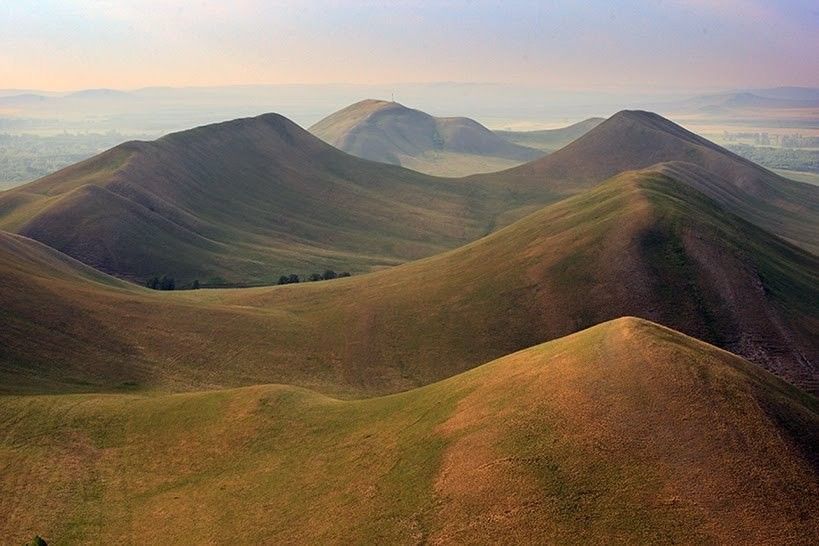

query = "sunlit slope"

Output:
[[2, 167, 815, 394], [309, 99, 542, 176], [474, 110, 819, 253], [1, 319, 816, 544], [0, 113, 517, 284]]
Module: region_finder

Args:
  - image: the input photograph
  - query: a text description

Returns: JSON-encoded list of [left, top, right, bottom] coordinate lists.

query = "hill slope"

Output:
[[1, 318, 817, 543], [0, 113, 521, 284], [2, 109, 814, 288], [475, 110, 819, 253], [309, 99, 542, 176], [494, 117, 604, 152], [2, 168, 816, 395]]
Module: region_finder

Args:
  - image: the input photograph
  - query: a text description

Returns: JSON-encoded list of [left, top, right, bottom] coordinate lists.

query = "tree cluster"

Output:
[[278, 270, 351, 285], [145, 276, 200, 290]]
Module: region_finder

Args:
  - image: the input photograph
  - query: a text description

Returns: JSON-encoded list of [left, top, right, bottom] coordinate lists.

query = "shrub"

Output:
[[159, 275, 175, 290], [278, 274, 301, 285]]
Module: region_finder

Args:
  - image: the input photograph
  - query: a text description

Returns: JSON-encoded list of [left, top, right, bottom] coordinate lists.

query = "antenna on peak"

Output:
[[391, 91, 395, 102]]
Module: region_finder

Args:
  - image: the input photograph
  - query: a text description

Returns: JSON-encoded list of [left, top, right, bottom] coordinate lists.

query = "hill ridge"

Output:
[[1, 316, 816, 543], [0, 112, 522, 284], [1, 167, 815, 395], [474, 108, 819, 253]]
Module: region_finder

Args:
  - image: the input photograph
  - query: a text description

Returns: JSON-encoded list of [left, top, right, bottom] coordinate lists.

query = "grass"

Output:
[[1, 318, 816, 543], [0, 114, 542, 285], [1, 167, 816, 396], [1, 109, 816, 289]]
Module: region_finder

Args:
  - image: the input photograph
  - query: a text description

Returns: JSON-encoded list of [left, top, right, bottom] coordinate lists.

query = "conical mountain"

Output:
[[0, 113, 515, 284], [476, 110, 819, 253], [309, 99, 542, 175]]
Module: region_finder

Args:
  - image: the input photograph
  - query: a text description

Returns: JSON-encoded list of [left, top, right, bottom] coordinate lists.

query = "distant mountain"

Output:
[[749, 86, 819, 101], [670, 91, 819, 113], [474, 110, 819, 254], [0, 93, 49, 105], [309, 99, 543, 176], [495, 117, 604, 152], [65, 88, 130, 100], [0, 113, 523, 285]]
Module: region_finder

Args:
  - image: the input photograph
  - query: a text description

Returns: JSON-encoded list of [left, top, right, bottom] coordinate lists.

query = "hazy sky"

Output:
[[2, 0, 817, 91]]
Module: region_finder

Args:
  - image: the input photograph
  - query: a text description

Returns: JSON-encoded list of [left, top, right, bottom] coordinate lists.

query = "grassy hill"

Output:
[[309, 99, 543, 176], [474, 110, 819, 253], [1, 109, 814, 289], [494, 117, 604, 152], [0, 113, 526, 285], [2, 168, 815, 395], [1, 318, 816, 543]]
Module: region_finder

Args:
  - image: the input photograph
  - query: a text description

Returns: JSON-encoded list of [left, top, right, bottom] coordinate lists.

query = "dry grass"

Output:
[[1, 318, 816, 544], [1, 168, 816, 396]]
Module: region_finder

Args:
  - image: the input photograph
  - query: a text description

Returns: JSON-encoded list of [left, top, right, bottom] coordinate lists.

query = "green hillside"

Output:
[[0, 114, 525, 285], [474, 110, 819, 253], [2, 167, 815, 395], [2, 318, 816, 544], [1, 109, 815, 290]]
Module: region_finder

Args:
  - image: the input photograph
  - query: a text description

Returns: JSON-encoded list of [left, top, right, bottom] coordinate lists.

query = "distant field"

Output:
[[0, 132, 151, 189], [774, 169, 819, 185], [394, 150, 523, 176]]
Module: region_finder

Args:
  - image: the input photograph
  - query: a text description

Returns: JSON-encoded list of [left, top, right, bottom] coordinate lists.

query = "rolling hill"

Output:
[[0, 113, 522, 285], [2, 168, 816, 395], [2, 109, 815, 289], [494, 117, 604, 152], [309, 99, 543, 176], [1, 318, 816, 543], [474, 110, 819, 253]]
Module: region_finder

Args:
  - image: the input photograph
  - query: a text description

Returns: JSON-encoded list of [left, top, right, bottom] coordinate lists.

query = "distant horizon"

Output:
[[3, 82, 819, 96], [3, 1, 817, 90]]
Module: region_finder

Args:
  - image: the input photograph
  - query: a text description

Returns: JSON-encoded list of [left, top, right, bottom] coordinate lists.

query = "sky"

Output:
[[1, 0, 818, 92]]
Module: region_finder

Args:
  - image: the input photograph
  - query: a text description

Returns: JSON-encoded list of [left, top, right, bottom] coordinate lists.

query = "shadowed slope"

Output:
[[0, 113, 515, 284], [474, 110, 819, 253], [1, 167, 815, 395], [1, 319, 816, 544], [309, 99, 542, 176]]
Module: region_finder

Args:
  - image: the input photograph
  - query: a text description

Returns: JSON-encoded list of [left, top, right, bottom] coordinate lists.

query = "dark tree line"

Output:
[[278, 270, 351, 285], [145, 276, 200, 290], [144, 270, 350, 290]]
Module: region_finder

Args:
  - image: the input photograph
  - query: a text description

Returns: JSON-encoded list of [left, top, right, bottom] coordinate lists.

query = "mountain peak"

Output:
[[310, 99, 541, 173]]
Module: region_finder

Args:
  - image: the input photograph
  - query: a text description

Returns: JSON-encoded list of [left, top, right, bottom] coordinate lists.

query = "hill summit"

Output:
[[309, 99, 542, 175], [476, 109, 819, 253], [0, 113, 516, 284]]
